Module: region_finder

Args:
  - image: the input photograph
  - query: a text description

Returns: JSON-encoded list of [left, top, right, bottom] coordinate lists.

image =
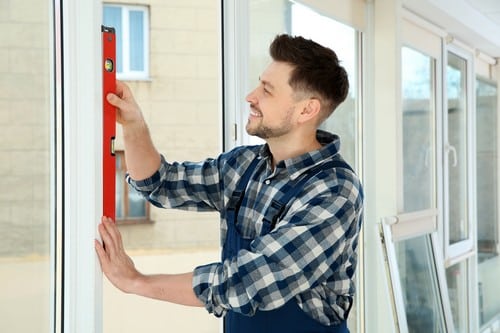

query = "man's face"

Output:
[[245, 61, 302, 140]]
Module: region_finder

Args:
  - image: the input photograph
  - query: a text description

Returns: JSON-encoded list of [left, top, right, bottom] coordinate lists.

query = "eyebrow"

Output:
[[259, 77, 275, 91]]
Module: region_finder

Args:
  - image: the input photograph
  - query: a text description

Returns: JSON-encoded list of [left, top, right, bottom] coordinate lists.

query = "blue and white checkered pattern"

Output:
[[128, 130, 364, 326]]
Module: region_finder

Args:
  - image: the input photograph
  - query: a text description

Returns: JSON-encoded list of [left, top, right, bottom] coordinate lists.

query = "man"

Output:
[[95, 34, 364, 333]]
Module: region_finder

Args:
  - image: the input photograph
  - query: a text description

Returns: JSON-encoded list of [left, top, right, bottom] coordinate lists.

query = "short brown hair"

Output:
[[269, 34, 349, 122]]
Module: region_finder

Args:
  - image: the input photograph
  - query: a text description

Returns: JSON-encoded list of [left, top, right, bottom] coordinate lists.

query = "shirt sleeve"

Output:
[[192, 182, 363, 317], [127, 154, 224, 212]]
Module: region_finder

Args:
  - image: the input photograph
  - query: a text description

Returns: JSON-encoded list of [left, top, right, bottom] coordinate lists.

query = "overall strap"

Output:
[[226, 157, 261, 215], [261, 159, 353, 232]]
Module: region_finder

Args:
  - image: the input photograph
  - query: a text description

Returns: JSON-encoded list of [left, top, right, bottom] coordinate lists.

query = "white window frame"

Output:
[[103, 4, 150, 80], [62, 0, 103, 332], [442, 42, 476, 263], [380, 209, 456, 333]]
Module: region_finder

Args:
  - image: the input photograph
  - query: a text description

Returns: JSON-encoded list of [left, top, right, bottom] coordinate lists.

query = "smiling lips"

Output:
[[249, 105, 262, 118]]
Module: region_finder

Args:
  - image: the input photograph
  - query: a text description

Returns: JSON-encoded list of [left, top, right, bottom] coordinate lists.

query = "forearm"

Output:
[[132, 271, 204, 307], [122, 120, 162, 180]]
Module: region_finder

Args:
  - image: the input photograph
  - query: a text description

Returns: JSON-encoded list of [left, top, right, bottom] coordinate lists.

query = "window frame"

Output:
[[103, 3, 150, 80], [443, 43, 475, 263], [380, 209, 456, 333]]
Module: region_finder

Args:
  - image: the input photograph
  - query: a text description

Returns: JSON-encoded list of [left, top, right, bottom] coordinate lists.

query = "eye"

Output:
[[262, 84, 272, 95]]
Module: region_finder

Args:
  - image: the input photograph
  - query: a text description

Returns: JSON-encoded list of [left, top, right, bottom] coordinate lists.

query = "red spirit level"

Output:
[[102, 25, 116, 221]]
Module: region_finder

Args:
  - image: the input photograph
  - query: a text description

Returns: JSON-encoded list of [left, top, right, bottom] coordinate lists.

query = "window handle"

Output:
[[445, 143, 458, 167]]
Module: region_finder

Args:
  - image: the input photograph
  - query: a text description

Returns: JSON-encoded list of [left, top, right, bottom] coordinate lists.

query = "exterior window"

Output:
[[115, 151, 150, 223], [103, 4, 149, 80]]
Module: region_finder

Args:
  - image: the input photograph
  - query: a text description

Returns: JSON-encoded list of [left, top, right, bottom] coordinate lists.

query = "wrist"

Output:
[[128, 271, 149, 296], [122, 118, 149, 139]]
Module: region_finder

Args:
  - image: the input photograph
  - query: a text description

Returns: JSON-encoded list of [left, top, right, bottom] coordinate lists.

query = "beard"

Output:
[[245, 106, 294, 139]]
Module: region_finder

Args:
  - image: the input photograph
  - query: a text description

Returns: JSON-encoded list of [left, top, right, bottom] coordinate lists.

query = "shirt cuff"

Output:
[[127, 155, 167, 192], [192, 262, 227, 317]]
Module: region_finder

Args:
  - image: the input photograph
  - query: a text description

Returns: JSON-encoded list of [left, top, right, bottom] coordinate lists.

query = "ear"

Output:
[[298, 98, 321, 124]]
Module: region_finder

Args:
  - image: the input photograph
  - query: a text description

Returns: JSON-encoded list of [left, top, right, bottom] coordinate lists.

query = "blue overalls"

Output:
[[222, 157, 351, 333]]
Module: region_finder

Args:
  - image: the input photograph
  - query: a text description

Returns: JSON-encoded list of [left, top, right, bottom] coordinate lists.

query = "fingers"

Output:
[[107, 81, 130, 108], [106, 91, 126, 109], [115, 80, 126, 95], [95, 239, 109, 268], [95, 216, 125, 272], [106, 81, 143, 126]]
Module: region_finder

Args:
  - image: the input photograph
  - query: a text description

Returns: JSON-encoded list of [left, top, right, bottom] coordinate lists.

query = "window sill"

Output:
[[116, 218, 154, 225]]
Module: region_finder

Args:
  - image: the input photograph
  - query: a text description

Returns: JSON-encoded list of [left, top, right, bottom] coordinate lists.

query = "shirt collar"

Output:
[[257, 130, 341, 180]]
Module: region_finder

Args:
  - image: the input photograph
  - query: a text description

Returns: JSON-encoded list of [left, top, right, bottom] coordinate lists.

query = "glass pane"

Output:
[[247, 2, 361, 330], [129, 10, 144, 71], [446, 261, 469, 332], [290, 2, 358, 166], [103, 6, 123, 73], [247, 1, 359, 167], [446, 52, 468, 244], [103, 1, 221, 332], [401, 47, 435, 212], [476, 78, 498, 261], [0, 0, 53, 331], [128, 189, 146, 217], [395, 236, 447, 333], [478, 255, 500, 326], [476, 78, 500, 326]]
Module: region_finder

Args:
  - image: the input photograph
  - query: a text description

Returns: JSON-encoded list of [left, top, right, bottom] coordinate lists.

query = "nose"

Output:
[[246, 87, 258, 104]]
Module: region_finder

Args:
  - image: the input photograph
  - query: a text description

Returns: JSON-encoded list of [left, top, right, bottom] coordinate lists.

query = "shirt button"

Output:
[[265, 180, 271, 185]]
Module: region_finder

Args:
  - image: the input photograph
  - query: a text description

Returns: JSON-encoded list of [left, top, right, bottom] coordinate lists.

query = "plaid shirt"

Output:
[[128, 130, 364, 326]]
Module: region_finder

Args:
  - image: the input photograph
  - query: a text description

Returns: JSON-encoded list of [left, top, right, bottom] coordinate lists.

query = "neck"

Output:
[[266, 131, 321, 168]]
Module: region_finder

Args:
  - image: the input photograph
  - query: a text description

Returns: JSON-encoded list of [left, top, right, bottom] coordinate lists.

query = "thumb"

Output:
[[106, 92, 124, 109]]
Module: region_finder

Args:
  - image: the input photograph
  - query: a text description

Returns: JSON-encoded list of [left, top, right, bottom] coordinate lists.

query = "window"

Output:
[[381, 210, 455, 333], [444, 45, 475, 333], [103, 4, 149, 80], [115, 151, 150, 223]]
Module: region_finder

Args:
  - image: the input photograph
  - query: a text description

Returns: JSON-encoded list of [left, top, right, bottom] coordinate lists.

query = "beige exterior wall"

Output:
[[0, 0, 52, 331], [105, 0, 222, 251], [0, 0, 51, 258]]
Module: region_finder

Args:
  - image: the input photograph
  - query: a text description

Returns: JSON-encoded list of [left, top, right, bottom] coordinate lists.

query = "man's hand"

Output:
[[106, 81, 161, 180], [95, 216, 204, 307], [95, 216, 142, 294], [106, 81, 144, 126]]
